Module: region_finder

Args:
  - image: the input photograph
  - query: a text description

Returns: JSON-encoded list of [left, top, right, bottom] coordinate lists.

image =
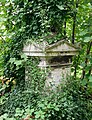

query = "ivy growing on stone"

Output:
[[1, 0, 75, 87]]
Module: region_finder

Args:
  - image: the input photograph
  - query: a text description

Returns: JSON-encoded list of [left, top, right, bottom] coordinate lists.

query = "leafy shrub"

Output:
[[1, 78, 92, 120]]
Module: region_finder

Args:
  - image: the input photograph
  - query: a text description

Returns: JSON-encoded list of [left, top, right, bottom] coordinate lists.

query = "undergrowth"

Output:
[[0, 78, 92, 120]]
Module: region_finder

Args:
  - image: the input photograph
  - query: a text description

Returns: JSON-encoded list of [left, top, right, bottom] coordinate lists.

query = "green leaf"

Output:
[[21, 53, 27, 61], [84, 36, 92, 42], [41, 114, 45, 119], [88, 82, 92, 87], [0, 113, 8, 119], [79, 31, 87, 36], [14, 60, 22, 66], [38, 103, 44, 108], [56, 5, 64, 10], [89, 76, 92, 82], [47, 103, 51, 109], [81, 79, 87, 86], [9, 58, 16, 64], [21, 53, 27, 59], [26, 108, 34, 115], [54, 107, 59, 111], [0, 0, 6, 3], [35, 114, 40, 119], [16, 108, 21, 113]]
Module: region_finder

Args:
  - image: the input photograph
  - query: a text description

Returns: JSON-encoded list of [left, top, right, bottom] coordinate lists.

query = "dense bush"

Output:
[[0, 78, 92, 120]]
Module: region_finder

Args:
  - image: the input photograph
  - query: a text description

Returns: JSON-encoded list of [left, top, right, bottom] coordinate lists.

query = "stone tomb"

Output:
[[23, 40, 78, 89]]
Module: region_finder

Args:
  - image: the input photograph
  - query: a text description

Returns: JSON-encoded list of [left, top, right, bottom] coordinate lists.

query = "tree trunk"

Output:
[[72, 14, 76, 44], [72, 0, 79, 44], [64, 20, 66, 38], [81, 42, 92, 80]]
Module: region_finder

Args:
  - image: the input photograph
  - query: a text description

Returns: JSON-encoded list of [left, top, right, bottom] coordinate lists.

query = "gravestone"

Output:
[[23, 40, 79, 89]]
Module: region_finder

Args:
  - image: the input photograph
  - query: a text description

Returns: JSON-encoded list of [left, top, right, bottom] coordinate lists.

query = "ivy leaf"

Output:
[[79, 31, 87, 36], [35, 114, 40, 119], [84, 36, 92, 42], [21, 53, 27, 61], [81, 79, 87, 86], [0, 0, 6, 3], [56, 5, 64, 10], [0, 113, 8, 119], [80, 62, 86, 67], [25, 108, 34, 115], [88, 82, 92, 87], [14, 60, 22, 66], [89, 76, 92, 82], [16, 108, 21, 113], [54, 107, 59, 111], [9, 58, 16, 64], [41, 114, 45, 119]]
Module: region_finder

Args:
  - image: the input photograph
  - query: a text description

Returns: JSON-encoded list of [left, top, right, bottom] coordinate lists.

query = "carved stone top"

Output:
[[23, 40, 79, 57]]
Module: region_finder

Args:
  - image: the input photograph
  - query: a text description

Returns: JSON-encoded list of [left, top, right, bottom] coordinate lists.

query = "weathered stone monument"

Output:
[[23, 39, 78, 89]]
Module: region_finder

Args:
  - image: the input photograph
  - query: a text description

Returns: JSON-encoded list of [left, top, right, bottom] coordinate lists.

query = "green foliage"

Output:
[[0, 0, 92, 120], [0, 0, 75, 87], [25, 57, 46, 91], [0, 0, 91, 87], [0, 79, 92, 120]]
